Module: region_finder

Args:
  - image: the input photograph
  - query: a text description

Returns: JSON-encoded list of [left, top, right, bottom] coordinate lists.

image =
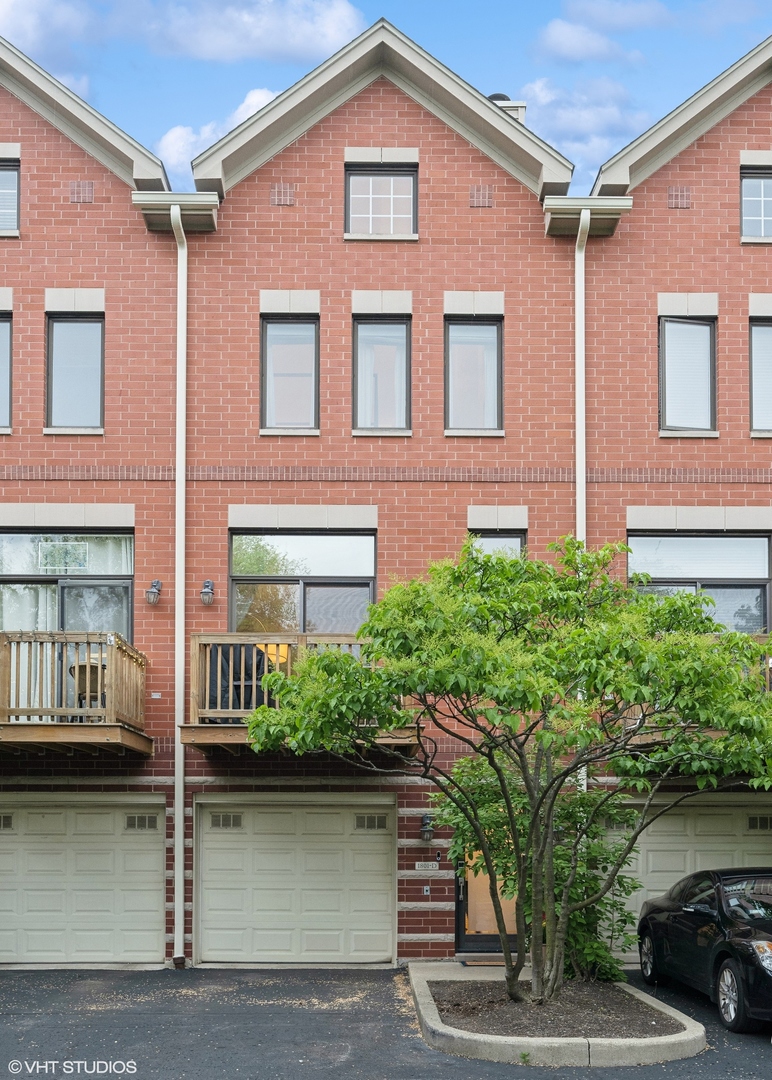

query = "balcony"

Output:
[[186, 633, 418, 754], [0, 632, 151, 755]]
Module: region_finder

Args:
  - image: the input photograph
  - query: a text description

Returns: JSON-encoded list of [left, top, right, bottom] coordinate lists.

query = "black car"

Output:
[[638, 868, 772, 1031]]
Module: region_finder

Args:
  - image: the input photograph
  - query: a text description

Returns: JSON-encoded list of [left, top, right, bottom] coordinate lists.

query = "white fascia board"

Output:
[[542, 196, 633, 236], [592, 35, 772, 195], [192, 20, 572, 198], [0, 36, 168, 191]]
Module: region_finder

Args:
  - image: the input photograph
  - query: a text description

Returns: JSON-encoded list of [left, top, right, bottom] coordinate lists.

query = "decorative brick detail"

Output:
[[667, 185, 691, 209], [189, 466, 575, 482], [69, 180, 94, 203], [0, 465, 174, 480], [469, 184, 493, 207], [270, 182, 295, 206]]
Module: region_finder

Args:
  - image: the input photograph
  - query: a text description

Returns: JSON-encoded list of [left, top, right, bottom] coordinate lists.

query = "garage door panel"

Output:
[[200, 803, 394, 963], [645, 848, 689, 875], [73, 850, 115, 874], [0, 804, 165, 963], [696, 849, 737, 870], [252, 811, 295, 834], [203, 888, 248, 913], [73, 812, 116, 835], [72, 890, 115, 914], [695, 814, 735, 836], [203, 848, 247, 873], [303, 850, 343, 873], [26, 811, 66, 835], [26, 850, 66, 874], [646, 814, 688, 836]]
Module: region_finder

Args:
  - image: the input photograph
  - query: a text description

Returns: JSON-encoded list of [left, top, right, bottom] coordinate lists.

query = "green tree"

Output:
[[247, 538, 772, 1003]]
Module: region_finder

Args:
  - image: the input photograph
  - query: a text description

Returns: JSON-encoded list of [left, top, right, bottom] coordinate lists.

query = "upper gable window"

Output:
[[742, 171, 772, 239], [0, 163, 19, 233], [345, 166, 417, 239]]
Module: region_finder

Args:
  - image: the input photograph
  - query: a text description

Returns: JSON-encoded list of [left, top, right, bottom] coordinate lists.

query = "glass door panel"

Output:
[[61, 583, 131, 638], [0, 584, 58, 721], [233, 583, 300, 633]]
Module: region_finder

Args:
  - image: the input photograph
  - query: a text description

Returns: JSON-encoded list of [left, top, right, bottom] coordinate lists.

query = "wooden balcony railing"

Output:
[[0, 632, 151, 754], [186, 633, 416, 754]]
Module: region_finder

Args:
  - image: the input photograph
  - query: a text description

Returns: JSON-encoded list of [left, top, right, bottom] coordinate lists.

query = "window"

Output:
[[628, 533, 769, 632], [345, 167, 417, 236], [0, 317, 10, 427], [353, 318, 410, 430], [471, 533, 524, 557], [0, 163, 19, 232], [445, 320, 502, 431], [231, 532, 375, 634], [126, 814, 158, 831], [751, 322, 772, 431], [659, 318, 715, 432], [260, 318, 318, 431], [0, 532, 134, 638], [47, 317, 104, 429], [742, 172, 772, 238]]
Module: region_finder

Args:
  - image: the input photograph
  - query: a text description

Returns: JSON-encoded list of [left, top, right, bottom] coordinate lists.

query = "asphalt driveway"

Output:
[[0, 966, 770, 1080]]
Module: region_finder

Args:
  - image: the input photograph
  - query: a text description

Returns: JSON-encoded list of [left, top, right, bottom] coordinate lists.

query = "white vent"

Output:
[[355, 814, 387, 831], [0, 814, 12, 830], [270, 183, 295, 206], [469, 185, 493, 208], [668, 186, 691, 209], [126, 814, 158, 831], [211, 812, 242, 829], [70, 180, 94, 204]]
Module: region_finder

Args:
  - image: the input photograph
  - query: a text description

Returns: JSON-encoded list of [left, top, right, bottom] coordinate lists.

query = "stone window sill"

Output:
[[344, 233, 419, 242], [0, 426, 10, 434], [43, 427, 104, 435], [445, 429, 505, 437], [259, 428, 320, 436], [658, 429, 718, 438], [352, 428, 412, 436], [0, 230, 20, 239]]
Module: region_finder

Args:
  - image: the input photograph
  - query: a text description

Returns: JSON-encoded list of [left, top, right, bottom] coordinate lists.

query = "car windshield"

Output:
[[721, 876, 772, 921]]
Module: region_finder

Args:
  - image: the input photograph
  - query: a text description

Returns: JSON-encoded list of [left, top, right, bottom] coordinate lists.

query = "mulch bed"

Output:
[[428, 979, 686, 1039]]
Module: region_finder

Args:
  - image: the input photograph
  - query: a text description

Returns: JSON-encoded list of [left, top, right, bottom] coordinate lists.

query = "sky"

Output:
[[2, 0, 772, 193]]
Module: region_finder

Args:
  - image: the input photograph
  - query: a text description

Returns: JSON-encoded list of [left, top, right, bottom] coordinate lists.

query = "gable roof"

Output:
[[593, 34, 772, 196], [0, 35, 168, 191], [192, 19, 572, 199]]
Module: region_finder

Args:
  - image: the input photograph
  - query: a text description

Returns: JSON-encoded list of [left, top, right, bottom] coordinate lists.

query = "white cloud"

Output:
[[0, 0, 93, 66], [563, 0, 671, 31], [156, 86, 277, 186], [132, 0, 365, 63], [521, 76, 648, 191], [539, 19, 640, 62]]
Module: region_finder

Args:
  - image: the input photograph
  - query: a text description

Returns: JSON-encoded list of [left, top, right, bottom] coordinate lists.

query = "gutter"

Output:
[[170, 203, 188, 967], [541, 196, 634, 544], [131, 191, 218, 968]]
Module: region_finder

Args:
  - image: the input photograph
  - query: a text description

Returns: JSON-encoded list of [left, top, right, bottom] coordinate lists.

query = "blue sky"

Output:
[[4, 0, 772, 192]]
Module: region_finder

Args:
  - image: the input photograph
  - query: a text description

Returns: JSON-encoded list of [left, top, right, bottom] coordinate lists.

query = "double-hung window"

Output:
[[231, 532, 375, 634], [659, 317, 715, 432], [445, 319, 502, 432], [0, 161, 19, 233], [345, 167, 417, 238], [353, 317, 410, 431], [751, 321, 772, 432], [628, 533, 769, 633], [0, 317, 10, 427], [260, 317, 319, 432], [742, 171, 772, 239], [471, 532, 525, 557], [47, 316, 104, 429]]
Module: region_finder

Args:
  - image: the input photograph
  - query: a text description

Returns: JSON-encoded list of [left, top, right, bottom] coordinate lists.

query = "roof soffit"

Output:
[[0, 35, 168, 190], [593, 35, 772, 196], [192, 21, 572, 198]]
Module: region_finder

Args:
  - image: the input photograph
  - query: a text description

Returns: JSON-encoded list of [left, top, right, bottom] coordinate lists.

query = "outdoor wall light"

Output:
[[420, 813, 435, 842], [145, 580, 162, 605], [200, 580, 215, 605]]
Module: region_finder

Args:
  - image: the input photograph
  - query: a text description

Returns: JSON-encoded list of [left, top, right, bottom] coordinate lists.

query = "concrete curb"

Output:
[[408, 962, 706, 1068]]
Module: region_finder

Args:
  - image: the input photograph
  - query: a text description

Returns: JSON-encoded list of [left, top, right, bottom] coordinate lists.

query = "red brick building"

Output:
[[2, 20, 772, 967]]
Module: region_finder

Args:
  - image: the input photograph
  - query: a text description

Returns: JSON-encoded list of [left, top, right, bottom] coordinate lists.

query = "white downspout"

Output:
[[170, 204, 188, 966], [574, 208, 591, 545]]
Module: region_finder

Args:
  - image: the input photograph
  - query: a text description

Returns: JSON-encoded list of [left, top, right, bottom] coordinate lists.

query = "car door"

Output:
[[667, 874, 722, 990]]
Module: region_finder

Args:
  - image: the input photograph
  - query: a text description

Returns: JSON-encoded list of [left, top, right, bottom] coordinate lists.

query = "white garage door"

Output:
[[0, 804, 165, 963], [199, 803, 394, 963], [632, 804, 772, 910]]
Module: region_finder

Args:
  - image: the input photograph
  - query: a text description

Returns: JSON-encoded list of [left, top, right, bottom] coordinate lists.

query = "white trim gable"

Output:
[[192, 19, 572, 199], [593, 33, 772, 195], [0, 35, 168, 191]]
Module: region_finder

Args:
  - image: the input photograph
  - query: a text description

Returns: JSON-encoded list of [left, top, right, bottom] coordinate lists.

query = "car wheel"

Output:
[[716, 958, 758, 1032], [639, 930, 658, 985]]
